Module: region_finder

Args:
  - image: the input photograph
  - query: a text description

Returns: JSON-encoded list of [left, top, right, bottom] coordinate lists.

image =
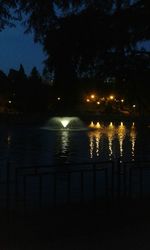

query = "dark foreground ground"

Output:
[[1, 199, 150, 250]]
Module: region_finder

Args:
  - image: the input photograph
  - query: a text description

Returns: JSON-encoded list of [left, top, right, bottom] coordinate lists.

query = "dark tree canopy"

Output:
[[1, 0, 150, 107], [0, 1, 17, 31]]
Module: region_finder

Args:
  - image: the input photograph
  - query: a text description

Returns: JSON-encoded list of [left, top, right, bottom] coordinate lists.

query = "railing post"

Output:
[[117, 159, 121, 199], [129, 167, 132, 198], [67, 171, 71, 205], [139, 167, 143, 199], [6, 161, 10, 210], [15, 168, 18, 210], [53, 172, 57, 207], [80, 170, 84, 203], [93, 164, 96, 204], [111, 161, 115, 199], [105, 168, 108, 200], [39, 175, 42, 209], [23, 175, 26, 211], [123, 163, 127, 197]]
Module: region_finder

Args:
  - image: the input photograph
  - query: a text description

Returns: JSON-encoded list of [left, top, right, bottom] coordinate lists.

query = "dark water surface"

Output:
[[0, 120, 150, 209], [0, 121, 150, 168]]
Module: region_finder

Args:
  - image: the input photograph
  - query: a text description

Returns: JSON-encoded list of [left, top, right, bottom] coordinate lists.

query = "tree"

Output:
[[8, 64, 28, 112], [2, 0, 150, 110], [0, 1, 16, 31]]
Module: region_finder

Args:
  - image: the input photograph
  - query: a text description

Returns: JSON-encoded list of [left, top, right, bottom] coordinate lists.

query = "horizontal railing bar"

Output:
[[14, 160, 114, 171], [16, 168, 107, 177]]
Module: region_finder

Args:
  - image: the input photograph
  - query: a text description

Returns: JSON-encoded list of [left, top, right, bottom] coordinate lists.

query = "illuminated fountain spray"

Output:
[[89, 121, 101, 129], [59, 117, 71, 128], [44, 117, 87, 131]]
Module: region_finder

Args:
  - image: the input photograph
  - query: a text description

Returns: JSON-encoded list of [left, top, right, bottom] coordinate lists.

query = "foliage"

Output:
[[0, 0, 150, 110], [0, 0, 17, 31]]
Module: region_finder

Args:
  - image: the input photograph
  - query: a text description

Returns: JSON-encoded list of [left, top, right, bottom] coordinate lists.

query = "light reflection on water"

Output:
[[88, 122, 137, 161], [0, 121, 146, 167], [61, 130, 69, 155]]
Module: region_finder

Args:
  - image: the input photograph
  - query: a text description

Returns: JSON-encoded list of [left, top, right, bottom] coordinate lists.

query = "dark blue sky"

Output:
[[0, 23, 46, 75], [0, 22, 150, 77]]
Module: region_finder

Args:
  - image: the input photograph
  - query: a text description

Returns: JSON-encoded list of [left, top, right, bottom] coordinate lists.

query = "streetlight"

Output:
[[109, 95, 114, 100], [90, 94, 95, 99]]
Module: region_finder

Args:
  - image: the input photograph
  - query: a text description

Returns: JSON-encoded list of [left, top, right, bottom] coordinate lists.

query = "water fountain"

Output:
[[43, 117, 87, 131]]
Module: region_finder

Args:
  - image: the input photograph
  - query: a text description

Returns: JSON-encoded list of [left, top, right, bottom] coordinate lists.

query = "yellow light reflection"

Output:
[[88, 130, 101, 158], [107, 126, 115, 160], [130, 125, 136, 161], [117, 123, 126, 157]]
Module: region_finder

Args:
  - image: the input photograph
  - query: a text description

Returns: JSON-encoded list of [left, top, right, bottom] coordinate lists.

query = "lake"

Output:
[[0, 120, 150, 167], [0, 119, 150, 209]]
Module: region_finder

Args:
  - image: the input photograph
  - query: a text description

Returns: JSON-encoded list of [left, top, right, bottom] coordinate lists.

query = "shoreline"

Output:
[[0, 112, 150, 127]]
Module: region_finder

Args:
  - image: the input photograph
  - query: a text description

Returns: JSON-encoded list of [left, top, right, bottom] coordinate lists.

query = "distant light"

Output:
[[109, 95, 114, 100], [121, 99, 124, 103], [132, 122, 135, 127], [133, 104, 136, 108], [57, 97, 61, 101], [101, 97, 105, 101], [95, 122, 101, 129], [8, 100, 12, 104], [91, 94, 95, 99], [89, 121, 95, 128], [97, 101, 100, 105], [109, 122, 113, 127], [86, 98, 90, 102]]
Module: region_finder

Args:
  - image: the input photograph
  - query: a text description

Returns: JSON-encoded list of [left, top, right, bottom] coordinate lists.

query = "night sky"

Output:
[[0, 22, 150, 77], [0, 23, 46, 75]]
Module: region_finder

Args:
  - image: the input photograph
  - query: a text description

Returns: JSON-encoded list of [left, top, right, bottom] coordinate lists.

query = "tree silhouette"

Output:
[[1, 0, 150, 112], [0, 1, 16, 31]]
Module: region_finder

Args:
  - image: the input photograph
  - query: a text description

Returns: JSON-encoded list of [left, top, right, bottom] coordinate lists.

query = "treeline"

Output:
[[0, 65, 52, 113]]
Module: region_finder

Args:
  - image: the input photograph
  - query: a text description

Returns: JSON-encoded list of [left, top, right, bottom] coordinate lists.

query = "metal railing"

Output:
[[1, 159, 150, 211]]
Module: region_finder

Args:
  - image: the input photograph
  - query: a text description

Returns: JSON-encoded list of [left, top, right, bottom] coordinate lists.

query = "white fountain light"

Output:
[[60, 118, 70, 128], [43, 116, 87, 131]]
